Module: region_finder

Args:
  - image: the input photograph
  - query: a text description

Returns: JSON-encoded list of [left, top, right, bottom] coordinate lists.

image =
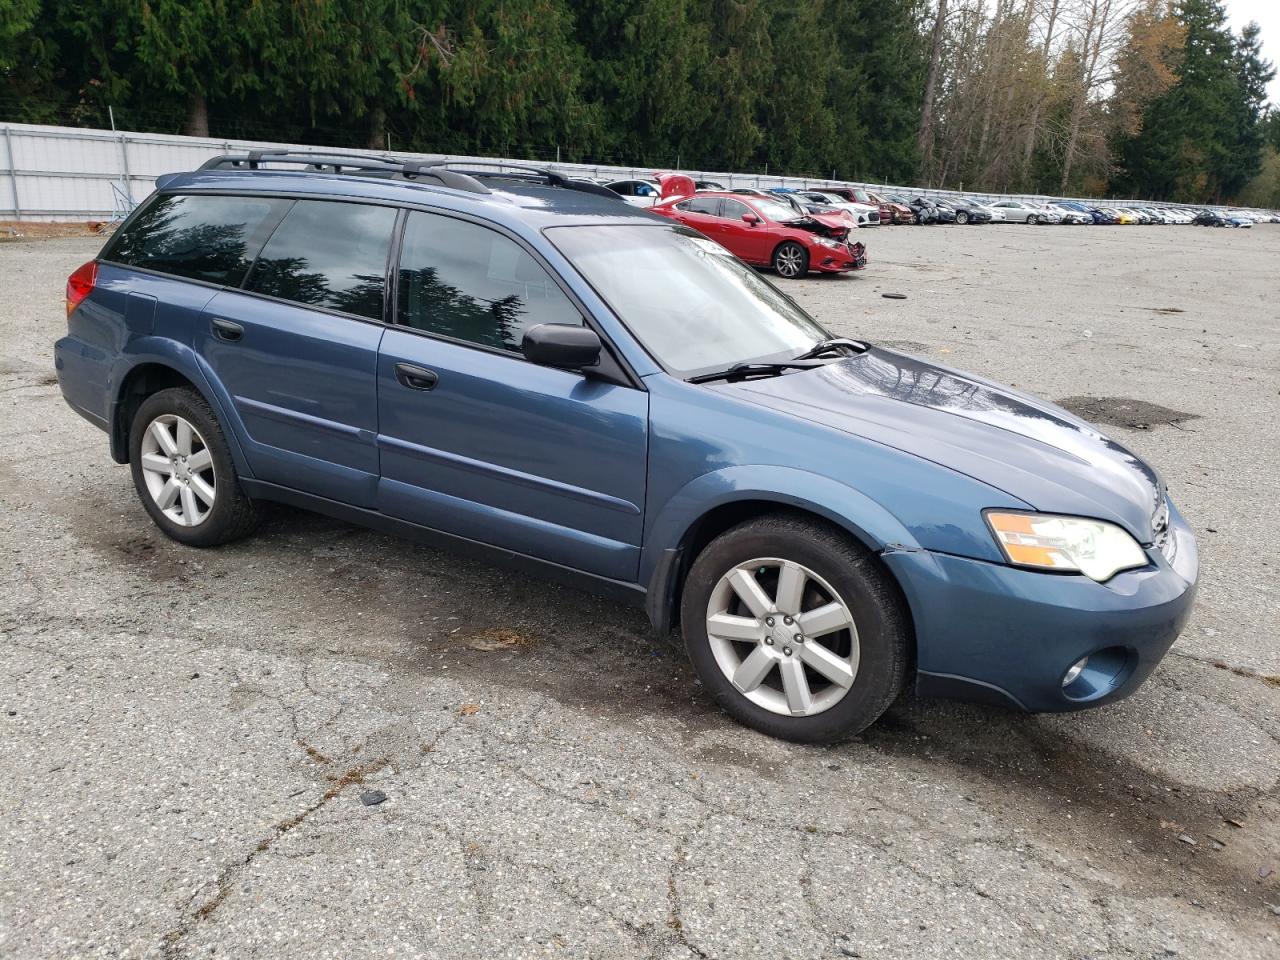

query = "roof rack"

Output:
[[406, 160, 621, 200], [198, 151, 491, 194], [197, 152, 622, 202]]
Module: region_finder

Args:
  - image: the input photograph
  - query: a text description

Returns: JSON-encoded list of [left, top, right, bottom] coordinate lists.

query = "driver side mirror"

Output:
[[521, 323, 601, 372], [742, 213, 760, 226]]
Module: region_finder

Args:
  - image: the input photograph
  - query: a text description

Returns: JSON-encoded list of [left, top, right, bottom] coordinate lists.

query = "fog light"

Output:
[[1062, 657, 1089, 687]]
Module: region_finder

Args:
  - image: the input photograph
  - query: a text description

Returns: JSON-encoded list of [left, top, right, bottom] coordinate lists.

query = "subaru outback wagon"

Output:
[[55, 153, 1198, 743]]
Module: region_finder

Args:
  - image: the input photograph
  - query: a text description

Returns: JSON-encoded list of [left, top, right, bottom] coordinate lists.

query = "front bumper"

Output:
[[884, 501, 1198, 713], [814, 243, 867, 272]]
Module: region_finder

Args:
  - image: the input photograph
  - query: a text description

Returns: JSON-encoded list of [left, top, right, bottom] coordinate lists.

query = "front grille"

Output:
[[868, 212, 880, 223], [1152, 498, 1173, 558]]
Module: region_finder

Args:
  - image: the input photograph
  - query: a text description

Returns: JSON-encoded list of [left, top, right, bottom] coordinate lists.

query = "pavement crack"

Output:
[[664, 819, 712, 960], [160, 750, 388, 957], [1170, 650, 1280, 689]]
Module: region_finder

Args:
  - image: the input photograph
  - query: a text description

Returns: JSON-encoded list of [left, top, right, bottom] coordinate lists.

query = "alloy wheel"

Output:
[[705, 558, 859, 717], [138, 414, 216, 526], [775, 244, 805, 278]]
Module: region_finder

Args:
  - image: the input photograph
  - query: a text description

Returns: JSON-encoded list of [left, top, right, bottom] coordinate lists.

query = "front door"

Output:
[[715, 198, 776, 264], [376, 209, 649, 582]]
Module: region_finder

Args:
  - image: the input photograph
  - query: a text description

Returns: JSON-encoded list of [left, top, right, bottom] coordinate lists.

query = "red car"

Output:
[[652, 191, 867, 279]]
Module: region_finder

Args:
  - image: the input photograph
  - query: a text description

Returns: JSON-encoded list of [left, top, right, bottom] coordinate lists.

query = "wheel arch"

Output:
[[642, 470, 921, 649], [108, 345, 250, 476]]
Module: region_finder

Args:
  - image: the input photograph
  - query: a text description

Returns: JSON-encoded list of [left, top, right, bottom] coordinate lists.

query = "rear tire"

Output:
[[956, 211, 969, 225], [680, 514, 909, 743], [772, 241, 809, 279], [128, 387, 259, 547]]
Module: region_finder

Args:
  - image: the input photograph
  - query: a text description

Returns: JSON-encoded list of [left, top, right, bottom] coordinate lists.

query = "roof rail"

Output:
[[197, 151, 491, 195], [407, 160, 621, 199]]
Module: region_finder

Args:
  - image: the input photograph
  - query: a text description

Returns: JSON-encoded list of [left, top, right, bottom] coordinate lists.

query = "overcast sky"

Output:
[[1225, 0, 1279, 105]]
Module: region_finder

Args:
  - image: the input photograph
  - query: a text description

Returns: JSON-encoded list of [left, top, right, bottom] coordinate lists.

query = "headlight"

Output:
[[985, 511, 1148, 582], [815, 236, 843, 249]]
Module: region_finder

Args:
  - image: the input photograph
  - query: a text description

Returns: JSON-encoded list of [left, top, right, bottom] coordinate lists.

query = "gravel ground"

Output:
[[2, 224, 1278, 960]]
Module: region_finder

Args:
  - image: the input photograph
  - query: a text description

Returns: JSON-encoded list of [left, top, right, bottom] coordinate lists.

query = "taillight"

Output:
[[66, 260, 98, 318]]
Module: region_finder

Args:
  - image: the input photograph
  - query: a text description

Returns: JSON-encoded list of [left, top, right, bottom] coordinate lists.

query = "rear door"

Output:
[[196, 198, 397, 508], [667, 196, 723, 235], [376, 209, 648, 581]]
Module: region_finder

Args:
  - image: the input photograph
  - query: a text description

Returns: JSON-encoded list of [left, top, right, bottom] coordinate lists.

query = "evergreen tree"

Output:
[[832, 0, 926, 183], [693, 0, 772, 170], [569, 0, 713, 165], [757, 0, 838, 176], [1114, 0, 1272, 202]]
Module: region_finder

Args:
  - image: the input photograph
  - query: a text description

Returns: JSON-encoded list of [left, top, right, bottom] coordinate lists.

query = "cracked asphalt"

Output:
[[2, 224, 1279, 959]]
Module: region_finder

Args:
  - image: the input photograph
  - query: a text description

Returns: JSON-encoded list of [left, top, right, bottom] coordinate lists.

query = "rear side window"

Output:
[[396, 211, 581, 353], [107, 194, 287, 286], [677, 197, 721, 215], [245, 200, 396, 321]]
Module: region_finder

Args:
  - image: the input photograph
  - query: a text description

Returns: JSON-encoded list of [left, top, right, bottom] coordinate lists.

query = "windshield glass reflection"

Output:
[[547, 224, 828, 376]]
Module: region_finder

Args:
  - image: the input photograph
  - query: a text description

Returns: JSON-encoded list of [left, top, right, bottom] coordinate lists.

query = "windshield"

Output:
[[751, 197, 804, 222], [547, 224, 829, 377]]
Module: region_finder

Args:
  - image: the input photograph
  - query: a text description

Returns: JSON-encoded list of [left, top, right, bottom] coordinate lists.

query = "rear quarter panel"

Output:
[[57, 264, 216, 422]]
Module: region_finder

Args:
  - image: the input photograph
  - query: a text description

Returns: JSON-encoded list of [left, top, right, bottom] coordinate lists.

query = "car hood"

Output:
[[784, 214, 851, 240], [717, 347, 1164, 541]]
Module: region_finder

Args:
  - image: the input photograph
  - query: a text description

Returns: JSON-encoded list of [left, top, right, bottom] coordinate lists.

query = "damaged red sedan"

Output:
[[652, 192, 867, 279]]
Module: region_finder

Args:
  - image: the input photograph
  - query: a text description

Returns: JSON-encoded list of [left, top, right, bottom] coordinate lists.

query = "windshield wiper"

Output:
[[687, 360, 826, 384], [791, 337, 868, 361]]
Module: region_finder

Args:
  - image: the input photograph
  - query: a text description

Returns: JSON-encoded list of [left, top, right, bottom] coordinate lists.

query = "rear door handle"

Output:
[[211, 318, 243, 342], [394, 362, 439, 391]]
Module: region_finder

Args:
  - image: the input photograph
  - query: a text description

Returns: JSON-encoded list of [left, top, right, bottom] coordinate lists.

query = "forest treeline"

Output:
[[1, 0, 1276, 204]]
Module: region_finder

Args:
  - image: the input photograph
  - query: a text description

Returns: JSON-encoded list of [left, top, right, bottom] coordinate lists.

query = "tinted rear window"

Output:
[[107, 194, 287, 285], [245, 200, 396, 321]]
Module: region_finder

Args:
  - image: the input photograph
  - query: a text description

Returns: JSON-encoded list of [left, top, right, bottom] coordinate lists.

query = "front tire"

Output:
[[680, 514, 909, 743], [772, 241, 809, 279], [129, 387, 260, 547], [956, 211, 969, 225]]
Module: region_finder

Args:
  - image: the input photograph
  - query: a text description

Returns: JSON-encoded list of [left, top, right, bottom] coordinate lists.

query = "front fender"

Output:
[[641, 464, 922, 589]]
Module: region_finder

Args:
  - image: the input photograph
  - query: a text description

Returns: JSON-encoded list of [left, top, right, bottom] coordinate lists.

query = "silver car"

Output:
[[988, 200, 1059, 224]]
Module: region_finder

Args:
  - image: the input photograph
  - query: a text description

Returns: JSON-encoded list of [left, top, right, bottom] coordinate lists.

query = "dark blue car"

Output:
[[55, 153, 1198, 743]]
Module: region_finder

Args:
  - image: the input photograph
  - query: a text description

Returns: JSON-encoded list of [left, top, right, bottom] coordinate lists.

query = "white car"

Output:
[[973, 200, 1008, 222], [802, 190, 881, 227], [605, 179, 663, 207], [987, 199, 1059, 224]]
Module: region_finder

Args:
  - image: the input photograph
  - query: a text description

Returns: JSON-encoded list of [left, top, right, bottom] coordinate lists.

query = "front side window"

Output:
[[245, 200, 395, 321], [397, 211, 581, 353], [720, 199, 753, 221], [548, 223, 827, 377], [107, 193, 288, 285]]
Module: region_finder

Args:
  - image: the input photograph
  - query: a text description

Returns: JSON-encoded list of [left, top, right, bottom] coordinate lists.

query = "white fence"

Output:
[[0, 120, 1243, 221]]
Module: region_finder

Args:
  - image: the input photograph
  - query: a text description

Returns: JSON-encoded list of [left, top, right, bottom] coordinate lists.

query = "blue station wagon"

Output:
[[55, 153, 1198, 742]]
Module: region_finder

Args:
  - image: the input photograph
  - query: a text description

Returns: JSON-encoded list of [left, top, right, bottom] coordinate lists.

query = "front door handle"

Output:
[[394, 362, 439, 391], [211, 318, 243, 342]]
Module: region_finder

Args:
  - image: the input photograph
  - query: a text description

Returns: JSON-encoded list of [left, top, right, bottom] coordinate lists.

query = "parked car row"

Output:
[[598, 174, 1279, 230]]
